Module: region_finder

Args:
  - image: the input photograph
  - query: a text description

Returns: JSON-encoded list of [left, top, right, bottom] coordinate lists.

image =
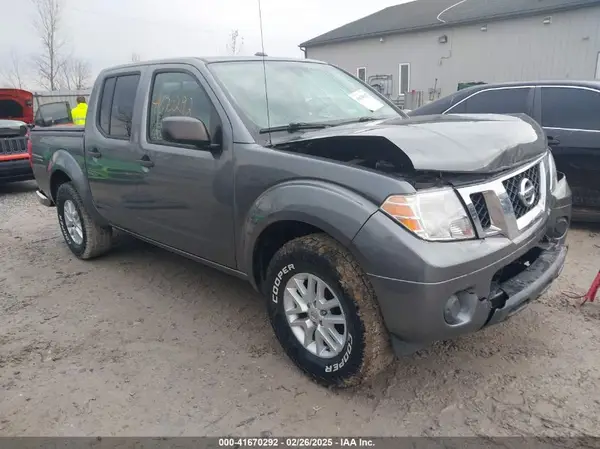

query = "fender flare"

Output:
[[49, 149, 109, 227], [238, 180, 379, 289]]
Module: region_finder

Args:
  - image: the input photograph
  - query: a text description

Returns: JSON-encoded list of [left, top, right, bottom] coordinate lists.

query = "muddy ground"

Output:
[[1, 180, 600, 437]]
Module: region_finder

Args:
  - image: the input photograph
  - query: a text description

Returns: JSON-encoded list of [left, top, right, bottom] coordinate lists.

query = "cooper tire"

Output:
[[265, 233, 393, 388], [56, 182, 112, 260]]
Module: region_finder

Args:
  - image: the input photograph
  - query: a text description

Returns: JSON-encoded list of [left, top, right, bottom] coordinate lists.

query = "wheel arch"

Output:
[[49, 149, 109, 226], [239, 180, 378, 292]]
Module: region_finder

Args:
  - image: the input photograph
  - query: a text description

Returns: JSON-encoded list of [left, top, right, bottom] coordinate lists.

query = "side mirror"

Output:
[[161, 116, 211, 147]]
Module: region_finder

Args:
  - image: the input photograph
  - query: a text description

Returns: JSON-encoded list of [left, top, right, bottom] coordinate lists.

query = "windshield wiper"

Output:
[[337, 116, 386, 126], [259, 122, 332, 134]]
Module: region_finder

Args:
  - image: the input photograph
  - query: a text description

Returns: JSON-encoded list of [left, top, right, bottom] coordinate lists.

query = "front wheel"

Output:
[[265, 233, 393, 388], [56, 182, 113, 260]]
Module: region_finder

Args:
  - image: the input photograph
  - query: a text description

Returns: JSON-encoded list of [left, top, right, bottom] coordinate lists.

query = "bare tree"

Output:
[[32, 0, 65, 90], [61, 57, 91, 90], [2, 49, 27, 89], [226, 29, 244, 55], [131, 52, 141, 62]]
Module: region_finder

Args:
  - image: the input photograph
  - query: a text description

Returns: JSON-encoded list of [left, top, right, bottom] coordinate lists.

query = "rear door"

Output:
[[84, 72, 146, 228], [536, 86, 600, 211], [445, 86, 535, 117]]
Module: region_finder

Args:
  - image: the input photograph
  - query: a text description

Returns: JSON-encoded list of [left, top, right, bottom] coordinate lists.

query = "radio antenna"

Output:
[[257, 0, 272, 145]]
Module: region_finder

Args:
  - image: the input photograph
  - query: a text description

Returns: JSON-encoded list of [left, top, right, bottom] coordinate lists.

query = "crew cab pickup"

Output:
[[30, 57, 571, 387]]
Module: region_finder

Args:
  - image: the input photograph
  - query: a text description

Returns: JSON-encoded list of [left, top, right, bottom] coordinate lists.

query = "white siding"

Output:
[[305, 6, 600, 99]]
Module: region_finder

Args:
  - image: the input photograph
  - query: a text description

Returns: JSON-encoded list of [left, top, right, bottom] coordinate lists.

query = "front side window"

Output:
[[462, 88, 531, 114], [541, 87, 600, 131], [148, 71, 220, 144], [208, 60, 400, 131]]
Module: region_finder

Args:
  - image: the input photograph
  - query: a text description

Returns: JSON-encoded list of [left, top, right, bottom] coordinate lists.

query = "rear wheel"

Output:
[[56, 182, 112, 259], [265, 233, 393, 388]]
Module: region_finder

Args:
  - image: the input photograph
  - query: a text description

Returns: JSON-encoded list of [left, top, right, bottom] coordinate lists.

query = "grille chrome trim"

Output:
[[0, 136, 28, 155], [457, 154, 548, 240]]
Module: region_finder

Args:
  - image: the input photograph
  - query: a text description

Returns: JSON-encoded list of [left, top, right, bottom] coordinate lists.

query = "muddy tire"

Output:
[[265, 233, 393, 388], [56, 182, 112, 260]]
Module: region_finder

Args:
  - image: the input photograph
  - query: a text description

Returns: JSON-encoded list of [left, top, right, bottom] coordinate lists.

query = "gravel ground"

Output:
[[1, 180, 600, 437]]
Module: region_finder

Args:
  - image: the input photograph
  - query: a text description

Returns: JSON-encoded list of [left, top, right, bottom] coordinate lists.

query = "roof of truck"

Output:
[[103, 56, 326, 72]]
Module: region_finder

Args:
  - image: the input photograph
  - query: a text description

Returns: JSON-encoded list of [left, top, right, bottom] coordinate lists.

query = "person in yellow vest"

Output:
[[71, 96, 88, 126]]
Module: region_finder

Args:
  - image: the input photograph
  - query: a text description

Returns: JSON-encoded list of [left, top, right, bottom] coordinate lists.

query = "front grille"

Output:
[[502, 163, 541, 219], [470, 192, 491, 229], [0, 136, 28, 155]]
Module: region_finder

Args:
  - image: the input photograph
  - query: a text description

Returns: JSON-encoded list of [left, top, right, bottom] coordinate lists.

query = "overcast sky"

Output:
[[0, 0, 413, 89]]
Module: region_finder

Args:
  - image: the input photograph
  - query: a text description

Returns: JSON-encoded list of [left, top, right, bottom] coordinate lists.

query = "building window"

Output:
[[356, 67, 366, 82], [398, 63, 410, 95]]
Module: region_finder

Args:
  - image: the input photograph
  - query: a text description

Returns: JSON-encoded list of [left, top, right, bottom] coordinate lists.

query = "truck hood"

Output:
[[0, 119, 27, 138], [278, 113, 547, 174]]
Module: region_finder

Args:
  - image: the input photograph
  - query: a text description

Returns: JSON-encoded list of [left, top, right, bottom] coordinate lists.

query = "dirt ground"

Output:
[[1, 180, 600, 437]]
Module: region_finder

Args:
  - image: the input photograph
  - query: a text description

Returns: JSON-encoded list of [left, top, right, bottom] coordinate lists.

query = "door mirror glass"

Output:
[[161, 116, 211, 146]]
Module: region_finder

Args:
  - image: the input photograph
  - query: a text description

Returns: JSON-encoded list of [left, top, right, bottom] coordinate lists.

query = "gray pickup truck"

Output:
[[30, 57, 571, 388]]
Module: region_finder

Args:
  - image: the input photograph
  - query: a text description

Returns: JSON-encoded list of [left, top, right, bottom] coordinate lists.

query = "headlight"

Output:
[[380, 189, 476, 241], [547, 151, 558, 192]]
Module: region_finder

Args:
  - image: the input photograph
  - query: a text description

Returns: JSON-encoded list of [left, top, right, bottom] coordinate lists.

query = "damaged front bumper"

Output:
[[352, 169, 572, 357]]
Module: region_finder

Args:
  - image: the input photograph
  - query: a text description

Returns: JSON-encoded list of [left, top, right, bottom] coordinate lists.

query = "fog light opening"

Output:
[[554, 217, 569, 239], [444, 295, 462, 325]]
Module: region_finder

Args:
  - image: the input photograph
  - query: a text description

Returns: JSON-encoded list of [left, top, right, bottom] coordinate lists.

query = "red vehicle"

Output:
[[0, 89, 34, 184], [0, 88, 34, 124], [0, 89, 75, 184]]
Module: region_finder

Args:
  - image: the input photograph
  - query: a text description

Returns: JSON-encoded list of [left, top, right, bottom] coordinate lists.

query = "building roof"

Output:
[[300, 0, 600, 47]]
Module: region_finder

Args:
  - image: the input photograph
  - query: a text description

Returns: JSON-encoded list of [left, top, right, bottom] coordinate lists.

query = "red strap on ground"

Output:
[[581, 270, 600, 305]]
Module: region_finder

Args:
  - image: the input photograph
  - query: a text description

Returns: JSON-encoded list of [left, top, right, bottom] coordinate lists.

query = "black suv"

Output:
[[409, 81, 600, 221]]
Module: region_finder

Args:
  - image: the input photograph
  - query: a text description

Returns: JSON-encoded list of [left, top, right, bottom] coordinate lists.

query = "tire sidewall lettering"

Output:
[[325, 334, 353, 373], [266, 250, 366, 386], [271, 264, 295, 303]]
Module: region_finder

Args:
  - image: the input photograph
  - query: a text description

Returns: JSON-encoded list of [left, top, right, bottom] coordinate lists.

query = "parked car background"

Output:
[[0, 89, 34, 124], [409, 80, 600, 221], [0, 119, 33, 184]]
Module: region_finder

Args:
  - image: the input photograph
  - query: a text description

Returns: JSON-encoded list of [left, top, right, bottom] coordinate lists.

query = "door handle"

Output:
[[88, 148, 102, 158], [139, 156, 154, 168], [547, 136, 560, 146]]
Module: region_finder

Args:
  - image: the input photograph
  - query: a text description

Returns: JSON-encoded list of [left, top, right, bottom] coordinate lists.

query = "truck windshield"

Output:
[[208, 60, 402, 131]]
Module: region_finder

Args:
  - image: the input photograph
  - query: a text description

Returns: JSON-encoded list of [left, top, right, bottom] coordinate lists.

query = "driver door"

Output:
[[135, 65, 236, 268]]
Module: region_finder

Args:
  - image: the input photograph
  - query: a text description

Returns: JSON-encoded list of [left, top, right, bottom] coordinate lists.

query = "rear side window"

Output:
[[97, 74, 140, 139], [99, 77, 116, 134], [461, 88, 531, 114], [541, 87, 600, 131]]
